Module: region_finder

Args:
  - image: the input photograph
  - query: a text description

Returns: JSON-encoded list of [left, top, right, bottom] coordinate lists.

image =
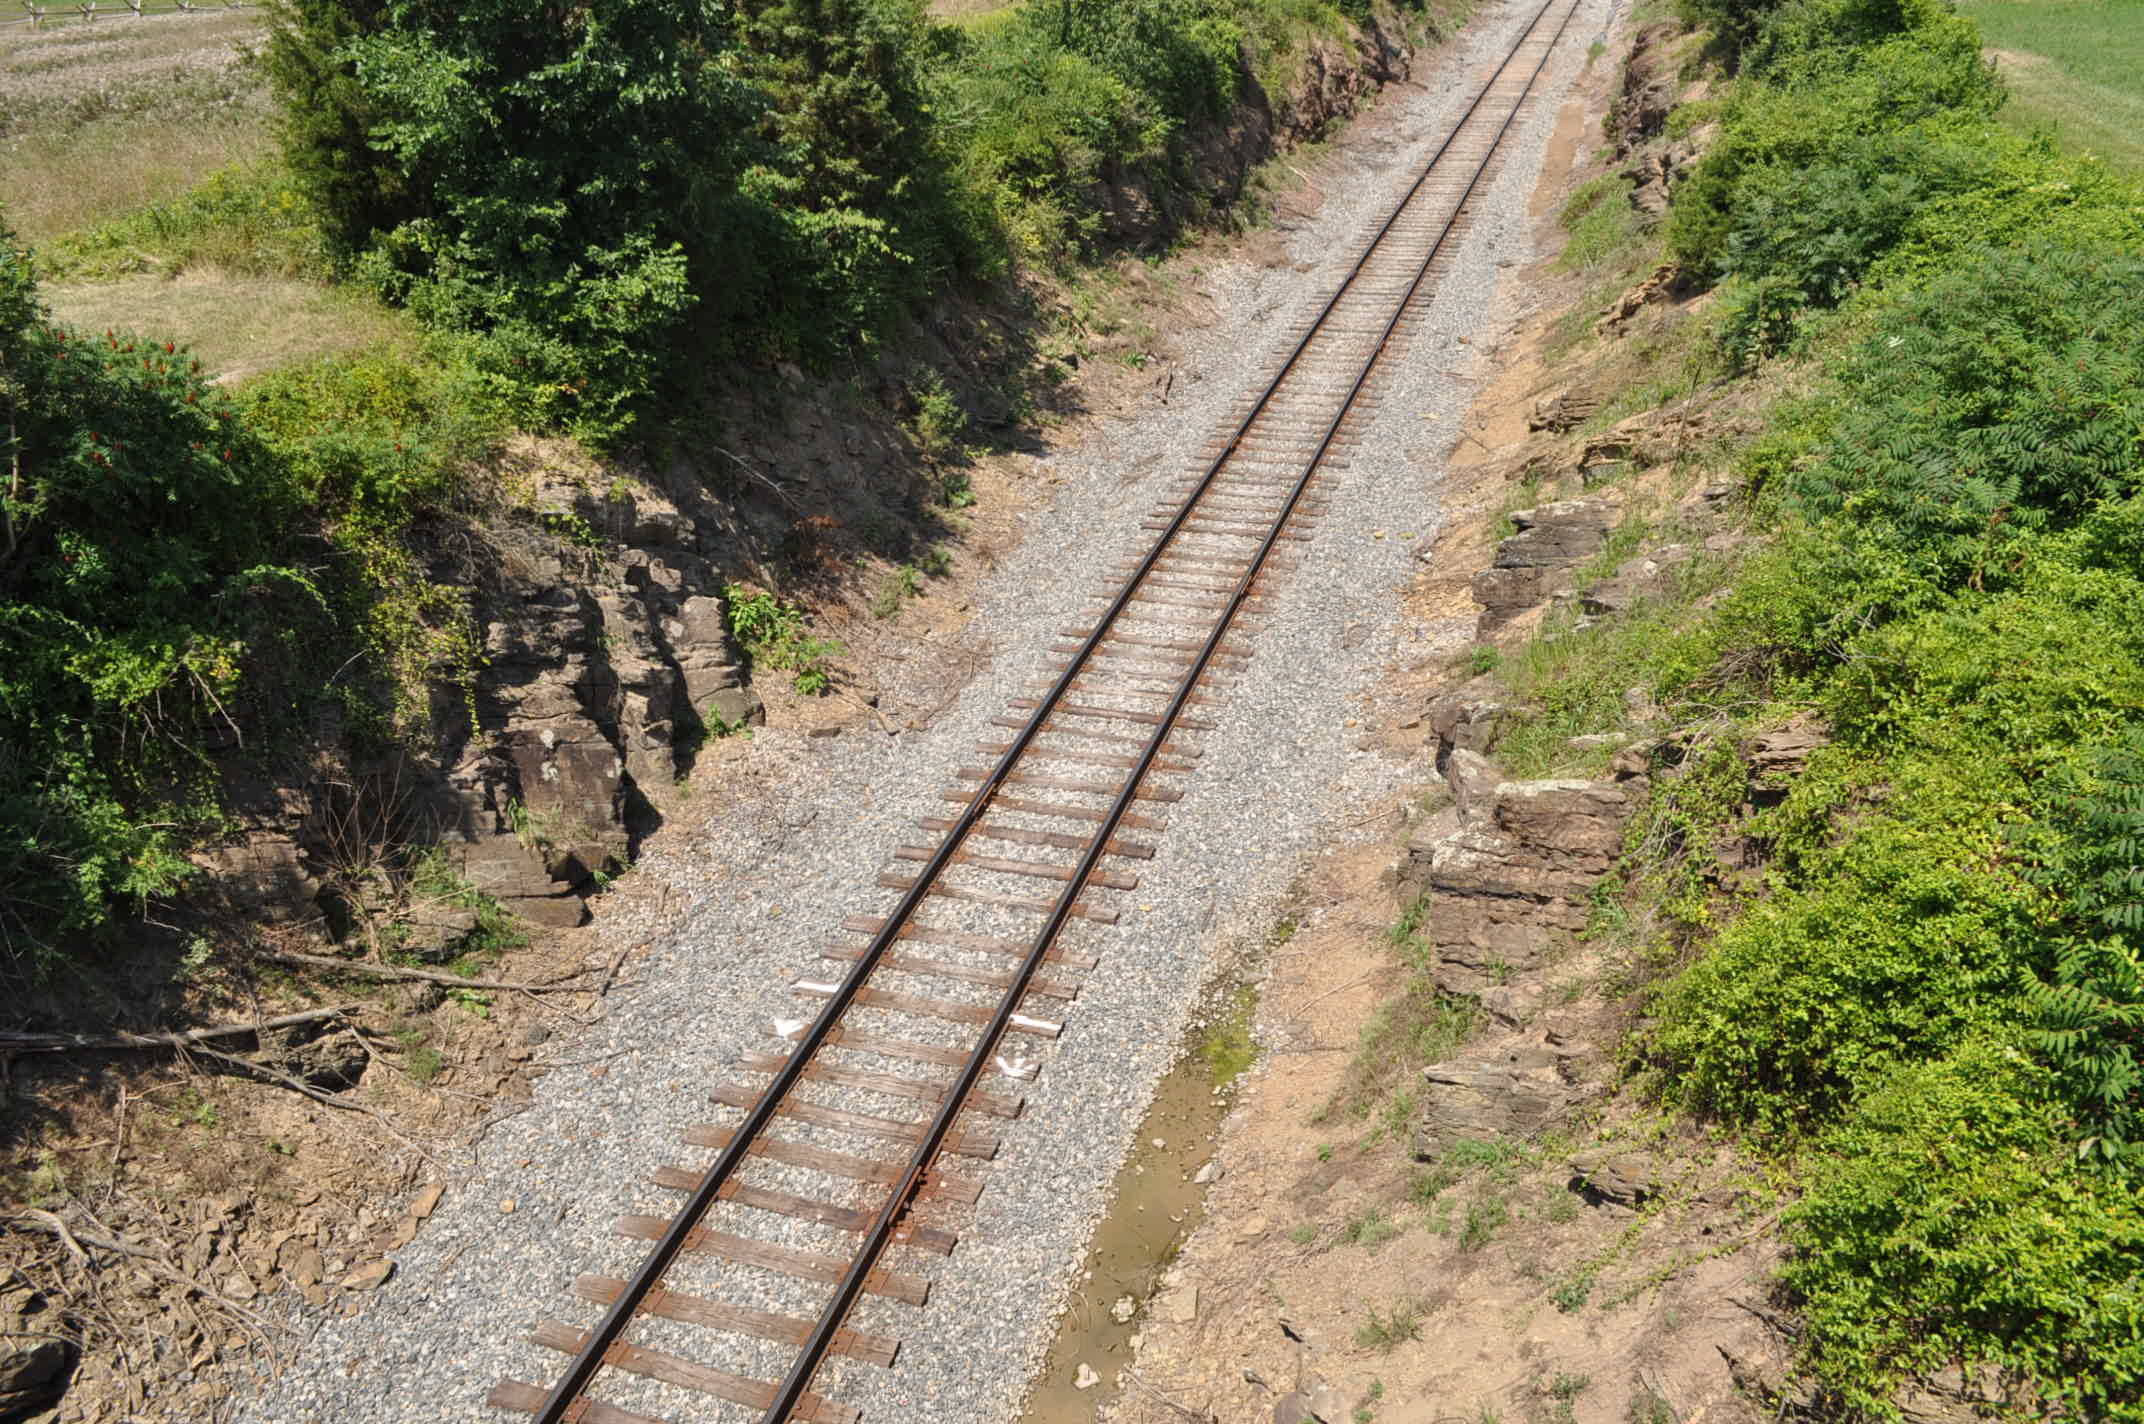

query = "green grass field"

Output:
[[1961, 0, 2144, 174]]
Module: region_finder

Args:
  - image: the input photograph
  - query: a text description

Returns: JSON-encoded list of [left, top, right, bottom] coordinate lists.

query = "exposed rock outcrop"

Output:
[[1569, 1147, 1662, 1208], [1614, 22, 1683, 149], [1409, 778, 1633, 1001], [1426, 681, 1510, 771], [440, 478, 765, 925], [1526, 386, 1604, 433], [196, 469, 765, 937], [1575, 406, 1735, 485], [1748, 714, 1829, 800], [1415, 1040, 1595, 1158], [1471, 495, 1618, 634]]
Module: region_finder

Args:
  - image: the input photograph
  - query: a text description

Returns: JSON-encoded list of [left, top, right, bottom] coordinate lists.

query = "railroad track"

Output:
[[488, 3, 1578, 1419]]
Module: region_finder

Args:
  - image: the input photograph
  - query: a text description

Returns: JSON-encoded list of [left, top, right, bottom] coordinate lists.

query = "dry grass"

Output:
[[44, 270, 414, 381], [929, 0, 1020, 19], [43, 270, 413, 381], [1, 9, 271, 241], [4, 10, 392, 378], [0, 8, 262, 118], [3, 116, 272, 241]]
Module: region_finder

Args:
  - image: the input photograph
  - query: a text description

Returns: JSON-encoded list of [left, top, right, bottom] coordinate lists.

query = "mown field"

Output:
[[0, 10, 272, 241], [1960, 0, 2144, 174]]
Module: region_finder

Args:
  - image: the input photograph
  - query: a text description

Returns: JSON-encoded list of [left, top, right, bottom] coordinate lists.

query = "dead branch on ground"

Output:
[[0, 1005, 363, 1057], [254, 949, 601, 993]]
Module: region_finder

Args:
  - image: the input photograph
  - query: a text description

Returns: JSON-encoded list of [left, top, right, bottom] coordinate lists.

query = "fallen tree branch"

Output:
[[0, 1005, 364, 1057], [708, 442, 804, 510], [254, 949, 598, 992], [1123, 1369, 1215, 1424]]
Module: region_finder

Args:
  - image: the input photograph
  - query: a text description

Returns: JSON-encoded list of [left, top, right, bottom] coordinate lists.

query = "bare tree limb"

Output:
[[178, 1043, 442, 1166], [254, 949, 600, 992], [8, 1209, 279, 1339], [708, 443, 804, 511], [0, 1004, 364, 1056]]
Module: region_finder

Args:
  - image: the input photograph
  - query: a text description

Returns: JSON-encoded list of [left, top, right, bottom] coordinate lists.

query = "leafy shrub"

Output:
[[1788, 243, 2144, 584], [1059, 0, 1246, 124], [1649, 771, 2040, 1127], [262, 0, 413, 261], [1668, 14, 2000, 283], [928, 21, 1158, 256], [0, 226, 322, 951], [1870, 132, 2144, 289], [2022, 731, 2144, 1165], [1785, 1042, 2144, 1420], [239, 339, 506, 527], [733, 0, 933, 215], [1710, 129, 1985, 361], [724, 584, 841, 695], [240, 341, 505, 732], [268, 0, 767, 435]]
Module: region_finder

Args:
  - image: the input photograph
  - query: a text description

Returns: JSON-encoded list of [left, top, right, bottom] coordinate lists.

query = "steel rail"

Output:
[[755, 1, 1580, 1418], [527, 0, 1572, 1417]]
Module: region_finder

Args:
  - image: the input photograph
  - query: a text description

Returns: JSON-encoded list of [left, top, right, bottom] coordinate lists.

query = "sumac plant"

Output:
[[2027, 730, 2144, 1167]]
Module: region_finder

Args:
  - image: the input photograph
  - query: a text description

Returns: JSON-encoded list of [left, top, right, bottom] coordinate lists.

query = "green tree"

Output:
[[267, 0, 768, 432], [260, 0, 411, 258], [734, 0, 931, 215]]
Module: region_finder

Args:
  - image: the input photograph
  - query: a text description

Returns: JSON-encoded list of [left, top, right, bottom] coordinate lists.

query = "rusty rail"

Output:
[[492, 1, 1579, 1418]]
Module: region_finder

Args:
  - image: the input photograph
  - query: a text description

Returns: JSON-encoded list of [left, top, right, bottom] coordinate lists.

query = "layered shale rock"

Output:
[[1471, 495, 1618, 634], [197, 472, 763, 935]]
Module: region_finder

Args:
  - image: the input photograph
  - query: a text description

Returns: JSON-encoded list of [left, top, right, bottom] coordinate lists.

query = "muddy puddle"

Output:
[[1018, 983, 1257, 1423]]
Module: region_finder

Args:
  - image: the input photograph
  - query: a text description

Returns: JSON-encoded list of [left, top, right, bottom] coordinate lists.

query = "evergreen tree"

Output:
[[264, 0, 769, 427], [732, 0, 931, 216], [261, 0, 414, 257]]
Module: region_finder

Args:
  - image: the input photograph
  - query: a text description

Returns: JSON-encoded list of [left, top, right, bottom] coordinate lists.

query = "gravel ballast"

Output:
[[237, 4, 1613, 1419]]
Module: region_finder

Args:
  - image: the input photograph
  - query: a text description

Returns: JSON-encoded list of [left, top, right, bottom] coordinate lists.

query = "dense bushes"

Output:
[[1569, 0, 2144, 1412], [1665, 0, 2004, 356], [0, 220, 504, 955], [1675, 0, 2143, 367], [267, 0, 772, 435], [1786, 244, 2144, 595], [2024, 732, 2144, 1165], [1784, 1044, 2144, 1419], [1640, 243, 2144, 1421], [1, 226, 314, 946], [261, 0, 1446, 428]]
